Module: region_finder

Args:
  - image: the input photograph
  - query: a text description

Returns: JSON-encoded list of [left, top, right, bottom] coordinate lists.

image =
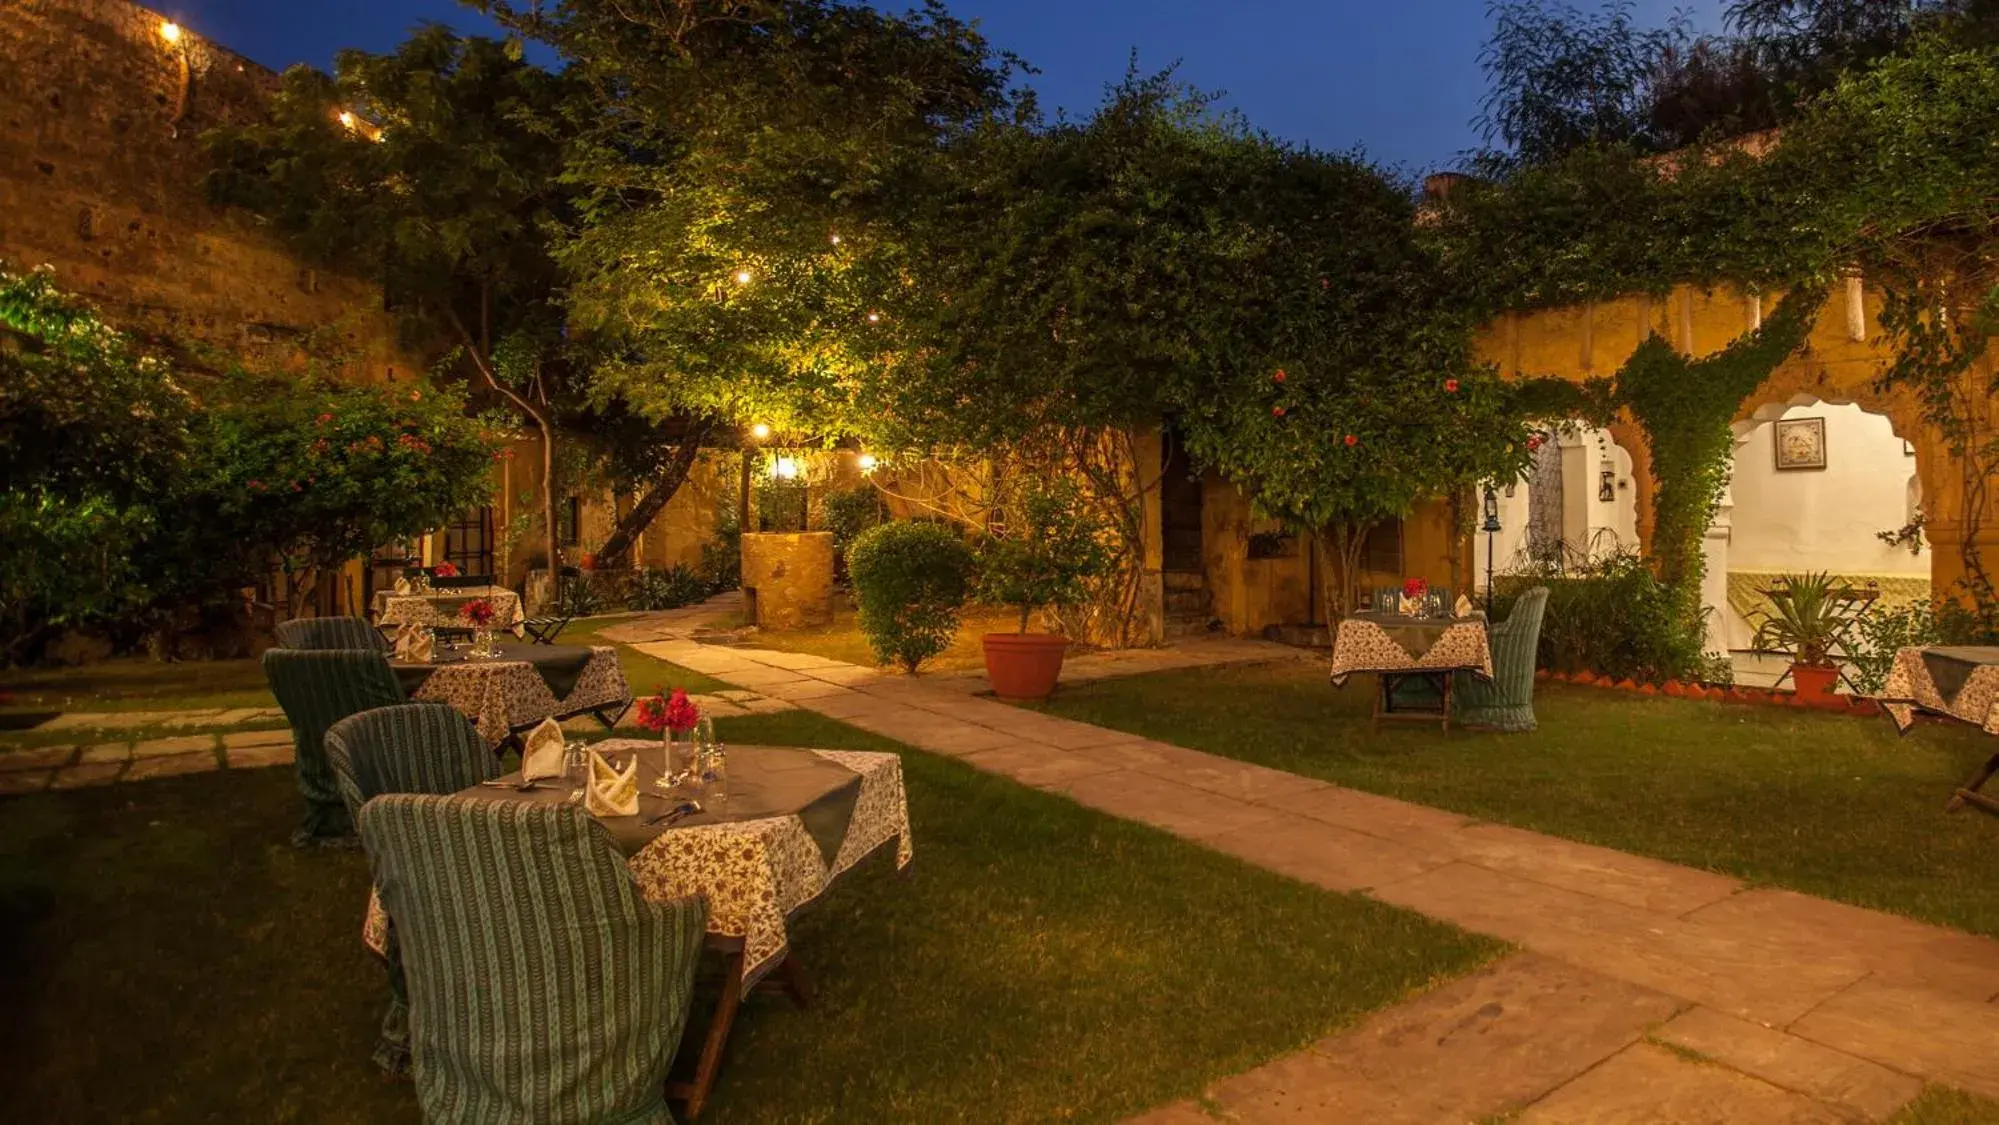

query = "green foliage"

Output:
[[1849, 599, 1941, 694], [823, 486, 890, 576], [1496, 553, 1707, 682], [627, 564, 715, 611], [847, 520, 976, 672], [1748, 571, 1851, 666], [975, 481, 1114, 633]]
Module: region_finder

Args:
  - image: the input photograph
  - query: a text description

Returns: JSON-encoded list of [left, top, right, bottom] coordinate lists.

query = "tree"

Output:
[[207, 26, 575, 575]]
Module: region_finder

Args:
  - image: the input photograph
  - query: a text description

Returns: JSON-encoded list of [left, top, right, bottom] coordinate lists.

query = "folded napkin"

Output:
[[395, 625, 435, 663], [522, 717, 566, 782], [1455, 594, 1474, 618], [585, 748, 639, 818], [394, 576, 412, 595]]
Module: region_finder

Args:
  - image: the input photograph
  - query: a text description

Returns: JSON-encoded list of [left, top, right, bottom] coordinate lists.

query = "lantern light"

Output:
[[857, 453, 878, 472], [830, 233, 843, 246], [749, 422, 772, 441], [771, 456, 800, 481], [866, 311, 881, 324], [159, 21, 183, 44], [337, 111, 356, 129], [733, 269, 753, 286]]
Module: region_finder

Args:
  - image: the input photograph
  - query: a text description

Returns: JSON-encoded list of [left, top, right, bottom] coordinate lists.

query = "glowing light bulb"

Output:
[[771, 457, 800, 480], [866, 311, 881, 324], [750, 422, 772, 441], [338, 111, 356, 129], [159, 21, 183, 44], [857, 454, 878, 472], [830, 233, 843, 246], [733, 269, 753, 286]]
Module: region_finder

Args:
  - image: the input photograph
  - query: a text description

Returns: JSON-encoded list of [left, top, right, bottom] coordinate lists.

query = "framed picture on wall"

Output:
[[1773, 416, 1828, 471]]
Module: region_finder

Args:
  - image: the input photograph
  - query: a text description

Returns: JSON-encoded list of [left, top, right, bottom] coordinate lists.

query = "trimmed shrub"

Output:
[[629, 563, 715, 611], [1494, 551, 1705, 683], [847, 521, 976, 673]]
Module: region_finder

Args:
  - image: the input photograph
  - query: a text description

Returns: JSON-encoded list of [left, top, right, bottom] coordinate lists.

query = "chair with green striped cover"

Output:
[[260, 648, 406, 847], [1452, 586, 1551, 732], [326, 703, 500, 1076], [274, 615, 390, 653], [359, 795, 708, 1125]]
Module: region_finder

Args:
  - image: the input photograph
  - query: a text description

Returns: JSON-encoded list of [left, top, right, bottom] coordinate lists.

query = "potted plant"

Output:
[[975, 481, 1111, 701], [1750, 572, 1849, 706]]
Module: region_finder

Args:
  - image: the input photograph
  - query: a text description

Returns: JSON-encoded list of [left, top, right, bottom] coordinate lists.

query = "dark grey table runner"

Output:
[[395, 642, 595, 700]]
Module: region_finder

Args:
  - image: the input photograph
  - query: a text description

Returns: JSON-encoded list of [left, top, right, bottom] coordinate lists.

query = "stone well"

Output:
[[739, 532, 836, 630]]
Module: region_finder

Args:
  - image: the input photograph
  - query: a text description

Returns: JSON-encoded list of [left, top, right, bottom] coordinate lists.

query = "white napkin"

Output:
[[397, 627, 435, 663], [394, 576, 412, 595], [585, 748, 639, 817], [1455, 594, 1474, 618], [1399, 594, 1420, 616], [522, 718, 566, 782]]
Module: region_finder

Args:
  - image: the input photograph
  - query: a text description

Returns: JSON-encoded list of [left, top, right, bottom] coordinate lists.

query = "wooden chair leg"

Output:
[[669, 952, 744, 1120], [1948, 752, 1999, 813], [769, 955, 814, 1010], [1440, 672, 1453, 734]]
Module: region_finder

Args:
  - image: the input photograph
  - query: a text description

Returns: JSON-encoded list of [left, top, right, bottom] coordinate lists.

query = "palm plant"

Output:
[[1750, 571, 1847, 667]]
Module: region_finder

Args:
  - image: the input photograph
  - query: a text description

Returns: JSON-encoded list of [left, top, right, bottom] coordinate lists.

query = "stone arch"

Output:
[[1490, 420, 1642, 574]]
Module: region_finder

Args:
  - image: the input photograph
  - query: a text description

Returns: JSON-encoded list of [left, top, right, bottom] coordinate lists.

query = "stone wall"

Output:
[[0, 0, 414, 381]]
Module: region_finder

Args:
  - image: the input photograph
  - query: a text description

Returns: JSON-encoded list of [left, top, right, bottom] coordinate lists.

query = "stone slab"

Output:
[[1655, 1007, 1921, 1122], [1059, 769, 1280, 841], [736, 648, 850, 671], [125, 752, 218, 781], [0, 744, 78, 771], [1449, 821, 1743, 917], [1127, 749, 1330, 805], [1685, 888, 1999, 1000], [1119, 1102, 1218, 1125], [738, 697, 799, 714], [226, 743, 296, 770], [798, 664, 883, 686], [78, 742, 131, 765], [50, 761, 125, 789], [0, 769, 52, 795], [1258, 784, 1477, 858], [220, 728, 294, 751], [1372, 862, 1868, 1026], [1518, 1042, 1850, 1124], [1208, 954, 1678, 1123], [1203, 815, 1451, 893], [1790, 980, 1999, 1099], [131, 734, 217, 759], [711, 666, 816, 689], [960, 742, 1121, 790], [760, 679, 857, 702]]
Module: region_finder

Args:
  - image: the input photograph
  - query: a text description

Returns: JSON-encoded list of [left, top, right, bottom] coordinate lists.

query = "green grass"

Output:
[[742, 603, 1026, 675], [1030, 663, 1999, 938], [561, 616, 734, 695], [0, 709, 1499, 1123], [1893, 1087, 1999, 1123]]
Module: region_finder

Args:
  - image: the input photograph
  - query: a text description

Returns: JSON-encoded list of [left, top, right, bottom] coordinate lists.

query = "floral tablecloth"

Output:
[[372, 586, 525, 632], [1330, 612, 1492, 686], [399, 644, 630, 747], [364, 741, 913, 986], [1876, 646, 1999, 736]]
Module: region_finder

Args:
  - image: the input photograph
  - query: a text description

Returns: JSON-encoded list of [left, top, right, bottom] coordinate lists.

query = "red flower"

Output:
[[290, 480, 302, 492], [1444, 378, 1460, 393], [315, 413, 333, 425], [1273, 369, 1287, 383], [246, 479, 265, 492], [1343, 434, 1358, 447], [1271, 405, 1286, 417], [432, 562, 460, 578], [459, 598, 496, 627], [580, 553, 597, 570], [1527, 435, 1543, 452], [1319, 276, 1331, 289], [1402, 577, 1429, 600], [409, 390, 422, 402], [664, 688, 701, 733]]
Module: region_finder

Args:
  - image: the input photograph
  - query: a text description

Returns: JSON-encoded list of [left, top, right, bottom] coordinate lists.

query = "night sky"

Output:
[[156, 0, 1724, 172]]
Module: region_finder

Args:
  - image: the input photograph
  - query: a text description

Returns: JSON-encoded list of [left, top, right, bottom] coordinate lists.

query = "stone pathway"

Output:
[[638, 626, 1999, 1123]]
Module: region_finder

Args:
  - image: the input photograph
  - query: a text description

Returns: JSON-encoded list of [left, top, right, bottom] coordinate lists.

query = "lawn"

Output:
[[0, 708, 1499, 1123], [1030, 663, 1999, 939], [742, 603, 1026, 675], [0, 614, 727, 721]]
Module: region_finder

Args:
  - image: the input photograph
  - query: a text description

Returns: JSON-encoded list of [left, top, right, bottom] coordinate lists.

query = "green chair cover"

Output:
[[327, 703, 499, 1076], [1452, 586, 1551, 732], [260, 648, 406, 847], [274, 615, 389, 653], [359, 795, 707, 1125]]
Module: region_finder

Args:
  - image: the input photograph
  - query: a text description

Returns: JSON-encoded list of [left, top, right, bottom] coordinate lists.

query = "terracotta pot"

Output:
[[1662, 680, 1686, 697], [983, 633, 1070, 702], [1790, 663, 1840, 706]]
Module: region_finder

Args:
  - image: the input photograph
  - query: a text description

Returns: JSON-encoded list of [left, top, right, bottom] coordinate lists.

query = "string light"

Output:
[[733, 269, 753, 286], [866, 311, 881, 324], [159, 21, 183, 44], [830, 233, 843, 246], [857, 454, 878, 472], [749, 422, 772, 441]]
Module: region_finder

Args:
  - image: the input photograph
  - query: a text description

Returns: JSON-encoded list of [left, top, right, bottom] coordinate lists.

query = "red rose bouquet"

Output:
[[432, 561, 460, 578], [1402, 577, 1429, 600], [636, 687, 702, 734], [460, 598, 497, 628]]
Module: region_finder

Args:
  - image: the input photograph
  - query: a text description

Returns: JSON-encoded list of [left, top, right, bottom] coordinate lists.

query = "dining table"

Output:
[[1875, 645, 1999, 812], [372, 584, 525, 634], [361, 739, 913, 1118], [1330, 610, 1493, 731], [393, 642, 631, 747]]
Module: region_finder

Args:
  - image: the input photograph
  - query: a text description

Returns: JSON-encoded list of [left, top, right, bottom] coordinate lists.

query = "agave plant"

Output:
[[1751, 572, 1849, 668]]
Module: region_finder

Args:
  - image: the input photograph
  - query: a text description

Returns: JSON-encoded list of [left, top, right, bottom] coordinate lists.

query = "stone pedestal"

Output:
[[740, 532, 836, 630]]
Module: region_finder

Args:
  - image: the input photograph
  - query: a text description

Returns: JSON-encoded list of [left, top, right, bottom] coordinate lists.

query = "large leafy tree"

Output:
[[207, 26, 578, 573]]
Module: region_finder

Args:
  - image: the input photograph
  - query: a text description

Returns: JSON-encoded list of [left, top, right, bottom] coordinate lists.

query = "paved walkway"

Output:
[[640, 621, 1999, 1123]]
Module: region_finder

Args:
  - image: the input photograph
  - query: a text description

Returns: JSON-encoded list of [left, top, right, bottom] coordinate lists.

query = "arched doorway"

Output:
[[1719, 397, 1927, 684], [1488, 422, 1641, 576]]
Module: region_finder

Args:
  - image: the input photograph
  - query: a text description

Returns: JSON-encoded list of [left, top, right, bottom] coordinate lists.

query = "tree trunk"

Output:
[[1319, 521, 1371, 621], [594, 424, 711, 565], [446, 310, 560, 579]]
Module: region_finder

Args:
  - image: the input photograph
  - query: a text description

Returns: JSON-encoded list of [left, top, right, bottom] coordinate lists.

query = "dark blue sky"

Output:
[[159, 0, 1723, 172]]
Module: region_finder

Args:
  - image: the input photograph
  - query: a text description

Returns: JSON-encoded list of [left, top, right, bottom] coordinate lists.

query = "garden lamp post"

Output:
[[742, 423, 771, 536], [1481, 485, 1502, 613]]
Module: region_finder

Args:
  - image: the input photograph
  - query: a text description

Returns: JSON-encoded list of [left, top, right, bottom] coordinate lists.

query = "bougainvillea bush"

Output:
[[0, 265, 496, 662]]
